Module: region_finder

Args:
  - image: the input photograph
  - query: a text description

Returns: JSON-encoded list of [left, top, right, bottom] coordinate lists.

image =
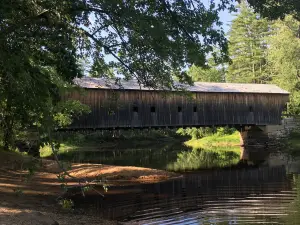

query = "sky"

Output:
[[204, 0, 235, 34], [219, 7, 234, 33]]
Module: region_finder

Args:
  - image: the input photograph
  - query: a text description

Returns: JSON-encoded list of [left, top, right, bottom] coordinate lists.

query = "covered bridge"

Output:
[[64, 77, 289, 129]]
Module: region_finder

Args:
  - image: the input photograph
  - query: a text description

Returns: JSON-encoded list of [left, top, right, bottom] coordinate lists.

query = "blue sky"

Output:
[[219, 7, 234, 33], [204, 0, 235, 34]]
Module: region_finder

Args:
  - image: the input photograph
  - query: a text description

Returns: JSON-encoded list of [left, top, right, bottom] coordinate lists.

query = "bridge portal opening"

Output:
[[193, 106, 197, 112], [178, 106, 182, 113], [249, 106, 253, 112]]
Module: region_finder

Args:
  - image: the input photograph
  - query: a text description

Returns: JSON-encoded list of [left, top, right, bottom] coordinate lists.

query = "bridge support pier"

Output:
[[239, 125, 270, 161]]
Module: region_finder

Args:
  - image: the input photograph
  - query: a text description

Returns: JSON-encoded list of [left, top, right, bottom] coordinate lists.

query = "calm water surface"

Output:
[[64, 145, 300, 224]]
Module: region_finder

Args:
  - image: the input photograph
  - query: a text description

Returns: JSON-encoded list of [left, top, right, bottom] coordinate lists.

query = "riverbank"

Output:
[[184, 131, 240, 148], [0, 150, 178, 225]]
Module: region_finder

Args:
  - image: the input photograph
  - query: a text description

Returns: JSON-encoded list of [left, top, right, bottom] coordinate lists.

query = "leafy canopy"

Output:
[[246, 0, 300, 21]]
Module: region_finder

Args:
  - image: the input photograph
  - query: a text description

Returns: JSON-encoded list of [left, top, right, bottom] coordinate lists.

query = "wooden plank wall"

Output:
[[64, 89, 289, 129]]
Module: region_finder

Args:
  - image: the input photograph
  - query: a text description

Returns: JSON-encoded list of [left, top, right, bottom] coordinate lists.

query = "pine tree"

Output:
[[266, 16, 300, 114], [227, 2, 270, 83]]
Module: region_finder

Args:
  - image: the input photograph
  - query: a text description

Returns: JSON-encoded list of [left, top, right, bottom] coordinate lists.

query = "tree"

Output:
[[187, 57, 225, 82], [0, 1, 84, 150], [266, 16, 300, 114], [1, 0, 299, 150], [246, 0, 300, 21], [227, 2, 270, 83], [0, 0, 232, 149]]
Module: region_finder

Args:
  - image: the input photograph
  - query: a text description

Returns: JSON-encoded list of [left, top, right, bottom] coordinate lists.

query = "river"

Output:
[[61, 144, 300, 224]]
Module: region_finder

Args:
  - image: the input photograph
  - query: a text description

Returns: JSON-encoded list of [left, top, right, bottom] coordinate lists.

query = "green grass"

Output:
[[185, 131, 240, 149]]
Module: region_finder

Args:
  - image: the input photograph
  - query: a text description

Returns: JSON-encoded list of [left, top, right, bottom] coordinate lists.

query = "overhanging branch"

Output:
[[82, 29, 136, 77]]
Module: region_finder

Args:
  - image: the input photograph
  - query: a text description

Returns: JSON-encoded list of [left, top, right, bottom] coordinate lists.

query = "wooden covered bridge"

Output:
[[64, 77, 289, 130]]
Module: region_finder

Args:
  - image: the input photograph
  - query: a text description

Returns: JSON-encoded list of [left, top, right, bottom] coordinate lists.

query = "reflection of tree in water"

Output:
[[58, 143, 189, 170], [167, 147, 240, 171]]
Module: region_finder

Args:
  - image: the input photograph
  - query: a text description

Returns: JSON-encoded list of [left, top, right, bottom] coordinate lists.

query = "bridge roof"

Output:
[[74, 77, 289, 94]]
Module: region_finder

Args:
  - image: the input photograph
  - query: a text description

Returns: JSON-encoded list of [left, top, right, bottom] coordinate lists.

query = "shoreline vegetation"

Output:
[[40, 129, 187, 158], [184, 131, 241, 149]]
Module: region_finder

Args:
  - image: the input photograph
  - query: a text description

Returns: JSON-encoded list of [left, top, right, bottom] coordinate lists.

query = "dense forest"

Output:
[[0, 0, 299, 150], [188, 2, 300, 115]]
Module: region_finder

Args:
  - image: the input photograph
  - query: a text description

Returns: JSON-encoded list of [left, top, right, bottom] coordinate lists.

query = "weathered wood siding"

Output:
[[64, 89, 289, 129]]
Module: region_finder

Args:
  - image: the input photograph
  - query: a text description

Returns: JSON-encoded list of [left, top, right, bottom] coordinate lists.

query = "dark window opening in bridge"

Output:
[[193, 106, 197, 112], [133, 106, 138, 113], [151, 106, 156, 113], [178, 106, 182, 113], [249, 106, 253, 112]]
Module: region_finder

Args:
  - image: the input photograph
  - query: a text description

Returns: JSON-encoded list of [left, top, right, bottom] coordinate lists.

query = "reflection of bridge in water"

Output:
[[73, 166, 298, 224]]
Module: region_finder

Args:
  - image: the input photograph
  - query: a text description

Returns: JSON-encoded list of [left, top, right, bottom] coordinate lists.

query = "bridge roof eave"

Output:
[[74, 77, 290, 95]]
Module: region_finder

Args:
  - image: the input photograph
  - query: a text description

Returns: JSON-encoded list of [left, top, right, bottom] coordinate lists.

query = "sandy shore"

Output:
[[0, 150, 179, 225]]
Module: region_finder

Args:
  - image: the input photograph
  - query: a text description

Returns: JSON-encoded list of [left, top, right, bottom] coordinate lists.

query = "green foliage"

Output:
[[56, 129, 180, 144], [177, 127, 214, 139], [226, 4, 300, 114], [187, 55, 226, 82], [246, 0, 300, 21], [0, 0, 235, 150], [185, 131, 240, 149], [188, 65, 225, 82], [227, 2, 271, 83], [177, 126, 236, 140], [59, 199, 74, 210], [0, 0, 83, 150], [266, 16, 300, 114], [215, 127, 236, 136], [53, 100, 91, 127], [0, 0, 297, 150], [39, 129, 183, 158], [83, 1, 231, 85], [284, 129, 300, 157]]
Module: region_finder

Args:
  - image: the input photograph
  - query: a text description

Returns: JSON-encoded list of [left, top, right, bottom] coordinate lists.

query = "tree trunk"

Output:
[[3, 115, 13, 151], [2, 76, 14, 151]]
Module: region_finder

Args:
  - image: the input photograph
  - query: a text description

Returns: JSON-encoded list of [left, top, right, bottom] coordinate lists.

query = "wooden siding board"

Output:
[[65, 89, 288, 129]]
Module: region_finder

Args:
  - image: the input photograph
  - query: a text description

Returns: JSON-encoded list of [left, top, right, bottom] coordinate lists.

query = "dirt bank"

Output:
[[0, 150, 179, 225]]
